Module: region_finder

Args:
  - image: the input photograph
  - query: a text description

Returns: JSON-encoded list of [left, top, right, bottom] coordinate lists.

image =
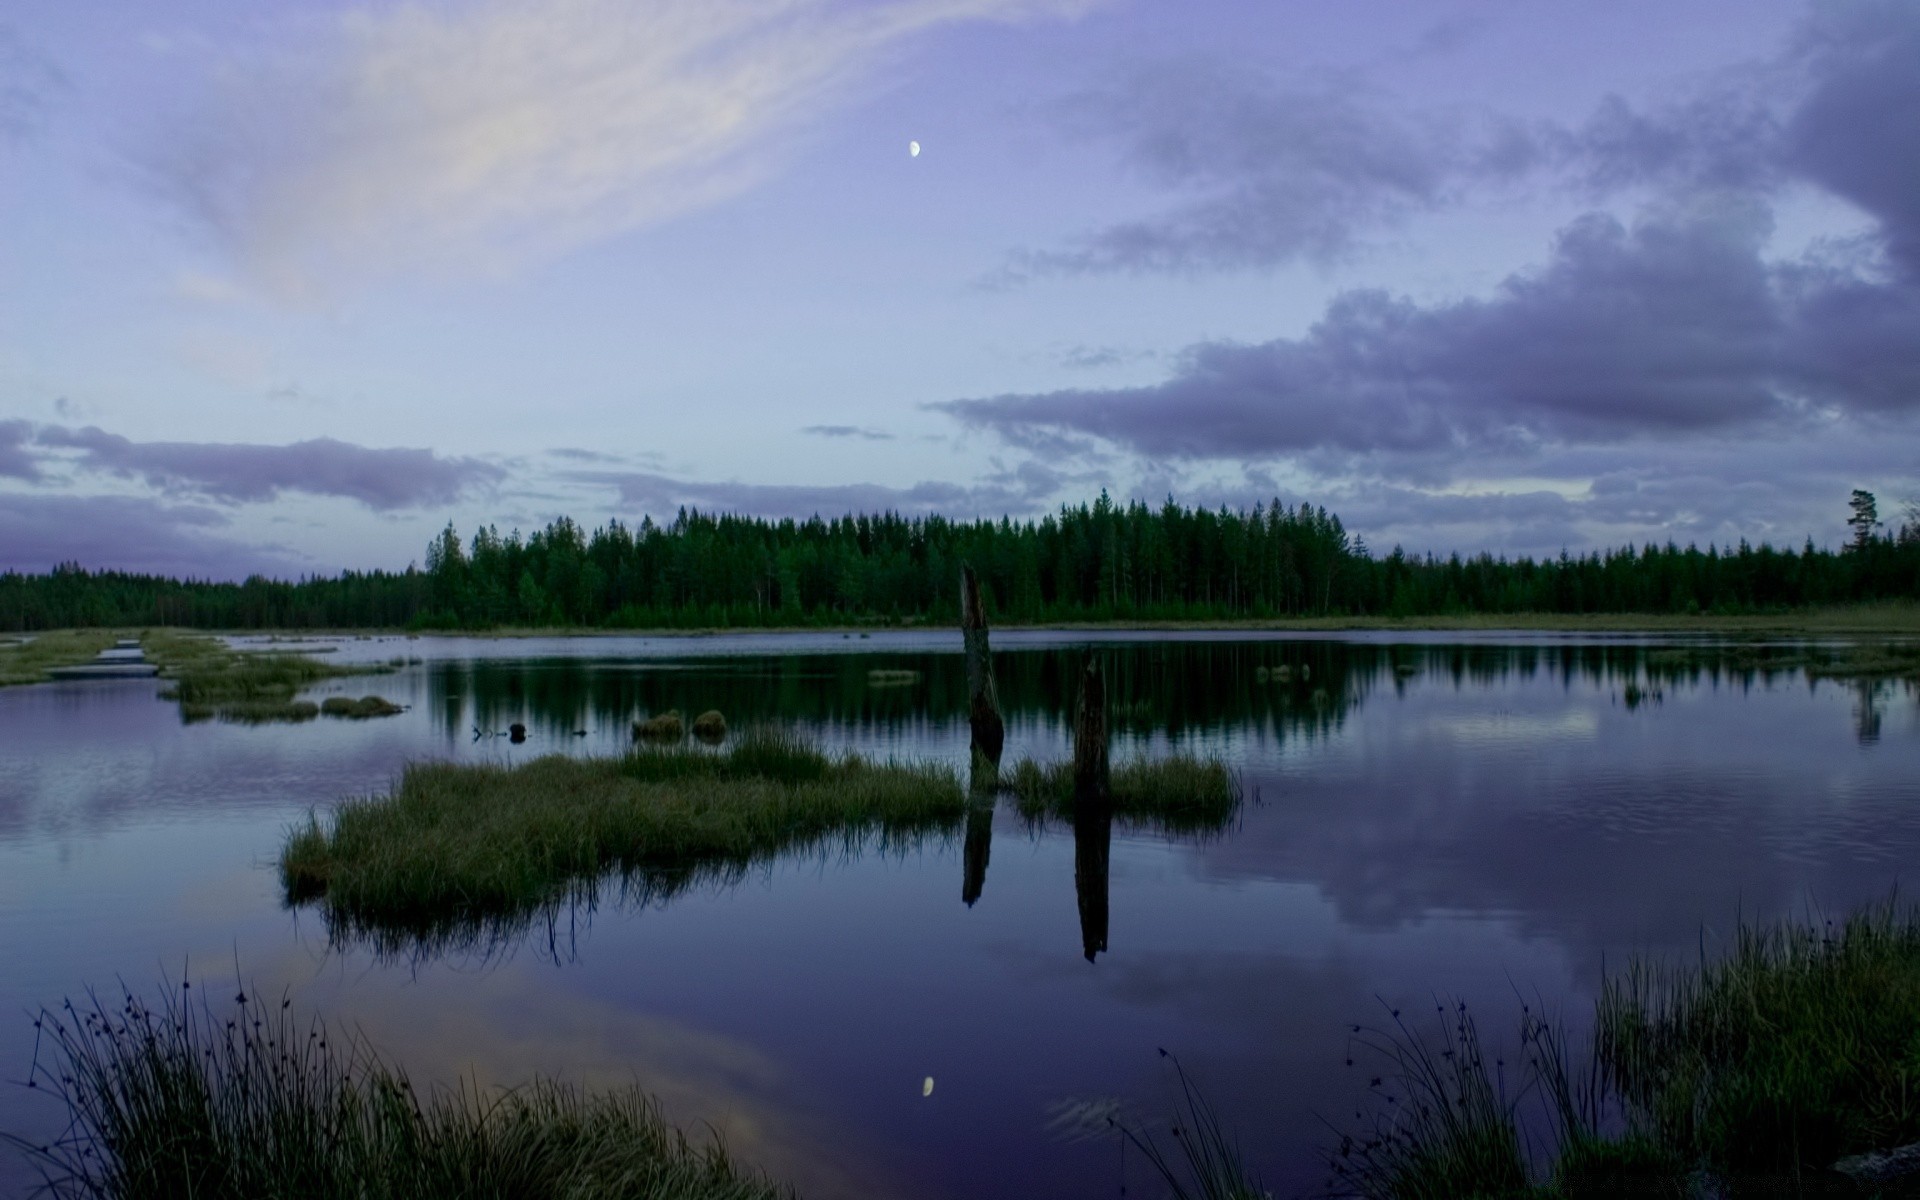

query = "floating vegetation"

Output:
[[1006, 755, 1240, 834], [8, 976, 788, 1200], [632, 709, 686, 741], [281, 729, 964, 951], [866, 668, 921, 687], [320, 696, 405, 719], [1643, 639, 1920, 683], [691, 709, 727, 742]]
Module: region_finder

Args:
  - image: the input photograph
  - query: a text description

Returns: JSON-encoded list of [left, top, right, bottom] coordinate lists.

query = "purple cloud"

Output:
[[36, 425, 505, 510], [943, 201, 1859, 463], [0, 493, 308, 579], [801, 425, 895, 442], [0, 420, 39, 480]]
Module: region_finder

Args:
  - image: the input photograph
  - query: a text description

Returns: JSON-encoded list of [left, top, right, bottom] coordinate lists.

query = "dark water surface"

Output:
[[2, 631, 1917, 1197]]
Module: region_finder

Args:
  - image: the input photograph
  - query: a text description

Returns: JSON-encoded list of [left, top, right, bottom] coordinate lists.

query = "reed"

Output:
[[1597, 897, 1920, 1177], [7, 978, 787, 1200]]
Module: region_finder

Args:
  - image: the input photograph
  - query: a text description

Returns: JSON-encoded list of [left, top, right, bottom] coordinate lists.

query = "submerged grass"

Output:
[[0, 629, 123, 686], [282, 729, 965, 946], [7, 977, 787, 1200], [1006, 755, 1241, 833]]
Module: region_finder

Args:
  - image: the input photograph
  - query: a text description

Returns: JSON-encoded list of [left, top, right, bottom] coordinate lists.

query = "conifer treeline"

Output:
[[3, 493, 1917, 632]]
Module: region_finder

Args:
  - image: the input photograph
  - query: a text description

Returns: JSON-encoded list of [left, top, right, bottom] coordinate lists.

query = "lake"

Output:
[[2, 630, 1916, 1198]]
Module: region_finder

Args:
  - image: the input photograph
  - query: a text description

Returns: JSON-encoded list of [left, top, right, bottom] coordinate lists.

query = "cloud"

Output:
[[1784, 0, 1920, 269], [570, 463, 1070, 520], [945, 200, 1850, 463], [36, 425, 505, 510], [1006, 63, 1502, 276], [144, 0, 1099, 295], [801, 424, 895, 441], [0, 493, 308, 578], [0, 420, 39, 481]]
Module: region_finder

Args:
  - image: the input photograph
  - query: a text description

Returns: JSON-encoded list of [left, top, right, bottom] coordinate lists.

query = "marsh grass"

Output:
[[1117, 1052, 1268, 1200], [281, 729, 964, 947], [7, 978, 787, 1200], [1326, 899, 1920, 1198], [1597, 898, 1920, 1177], [0, 629, 122, 686], [866, 669, 921, 687], [145, 630, 390, 724], [321, 695, 404, 719], [691, 710, 727, 742], [1006, 756, 1241, 834], [1644, 640, 1920, 683]]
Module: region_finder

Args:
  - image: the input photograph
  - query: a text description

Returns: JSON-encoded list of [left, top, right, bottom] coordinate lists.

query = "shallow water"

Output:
[[1, 630, 1916, 1197]]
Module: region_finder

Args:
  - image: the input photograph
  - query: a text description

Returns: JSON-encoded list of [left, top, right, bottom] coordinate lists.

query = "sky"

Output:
[[1, 0, 1917, 579]]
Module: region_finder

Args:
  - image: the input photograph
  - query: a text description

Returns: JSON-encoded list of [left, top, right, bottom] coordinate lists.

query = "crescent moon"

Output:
[[909, 140, 921, 157]]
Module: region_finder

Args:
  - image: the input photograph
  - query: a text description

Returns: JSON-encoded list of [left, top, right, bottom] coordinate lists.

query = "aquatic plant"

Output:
[[1598, 896, 1920, 1177], [146, 631, 389, 724], [1116, 1052, 1267, 1200], [633, 709, 686, 741], [691, 709, 727, 742], [281, 730, 964, 948], [0, 629, 123, 687], [321, 696, 405, 719], [1006, 755, 1241, 834], [6, 976, 788, 1200]]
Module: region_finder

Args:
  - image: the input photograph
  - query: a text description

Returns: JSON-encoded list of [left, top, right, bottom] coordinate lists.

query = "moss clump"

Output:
[[632, 710, 685, 742]]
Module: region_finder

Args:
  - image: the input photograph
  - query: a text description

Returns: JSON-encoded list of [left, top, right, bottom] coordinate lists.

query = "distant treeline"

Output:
[[3, 493, 1918, 631]]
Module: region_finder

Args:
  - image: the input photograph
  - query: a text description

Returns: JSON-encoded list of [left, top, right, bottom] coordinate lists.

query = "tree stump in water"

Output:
[[1072, 657, 1108, 806], [960, 565, 1004, 776]]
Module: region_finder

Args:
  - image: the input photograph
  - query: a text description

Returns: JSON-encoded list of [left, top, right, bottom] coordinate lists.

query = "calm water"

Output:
[[2, 631, 1917, 1197]]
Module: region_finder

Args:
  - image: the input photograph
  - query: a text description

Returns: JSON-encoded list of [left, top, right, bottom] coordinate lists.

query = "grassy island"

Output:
[[282, 731, 968, 944]]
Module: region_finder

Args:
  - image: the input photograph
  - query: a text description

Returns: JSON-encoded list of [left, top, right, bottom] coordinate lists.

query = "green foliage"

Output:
[[281, 732, 963, 952], [9, 979, 788, 1200], [8, 493, 1915, 632], [1006, 755, 1241, 833], [0, 629, 121, 685], [320, 696, 404, 719], [1598, 898, 1920, 1176], [144, 630, 390, 723]]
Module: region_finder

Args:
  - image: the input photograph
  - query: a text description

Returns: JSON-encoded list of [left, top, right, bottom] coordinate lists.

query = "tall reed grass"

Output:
[[7, 977, 787, 1200]]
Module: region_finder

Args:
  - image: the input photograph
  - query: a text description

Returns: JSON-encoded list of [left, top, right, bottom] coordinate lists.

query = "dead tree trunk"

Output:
[[1072, 657, 1108, 806], [961, 565, 1005, 774], [962, 804, 993, 907]]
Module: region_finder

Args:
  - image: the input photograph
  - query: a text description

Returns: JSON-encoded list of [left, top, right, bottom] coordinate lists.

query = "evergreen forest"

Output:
[[4, 492, 1917, 632]]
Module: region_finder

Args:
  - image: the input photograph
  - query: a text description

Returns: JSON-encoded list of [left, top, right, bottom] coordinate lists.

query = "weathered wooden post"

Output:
[[1071, 655, 1111, 960], [1071, 657, 1108, 805], [960, 565, 1005, 774], [962, 805, 993, 907]]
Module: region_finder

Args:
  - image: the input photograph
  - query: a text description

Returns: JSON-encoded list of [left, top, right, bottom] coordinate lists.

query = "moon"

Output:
[[909, 140, 921, 157]]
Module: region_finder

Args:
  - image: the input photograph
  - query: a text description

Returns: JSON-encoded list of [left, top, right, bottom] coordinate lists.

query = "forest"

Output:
[[3, 491, 1917, 631]]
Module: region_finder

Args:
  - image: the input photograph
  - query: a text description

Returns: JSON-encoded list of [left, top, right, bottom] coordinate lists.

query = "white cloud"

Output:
[[149, 0, 1099, 297]]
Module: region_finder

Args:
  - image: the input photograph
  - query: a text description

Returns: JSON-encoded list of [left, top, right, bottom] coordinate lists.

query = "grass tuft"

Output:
[[282, 730, 963, 951], [145, 630, 389, 724], [6, 977, 788, 1200], [1006, 755, 1241, 833], [633, 710, 686, 741], [321, 696, 405, 719]]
